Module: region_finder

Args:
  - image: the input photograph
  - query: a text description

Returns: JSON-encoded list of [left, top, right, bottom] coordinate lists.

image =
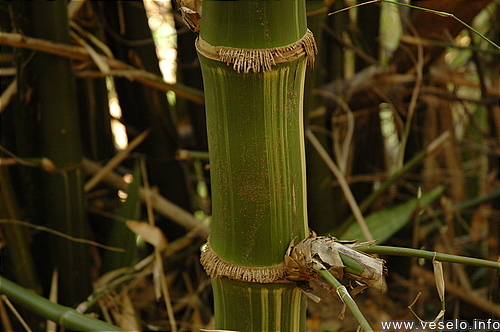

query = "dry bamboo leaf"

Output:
[[178, 0, 202, 33], [126, 220, 168, 250], [432, 259, 445, 302]]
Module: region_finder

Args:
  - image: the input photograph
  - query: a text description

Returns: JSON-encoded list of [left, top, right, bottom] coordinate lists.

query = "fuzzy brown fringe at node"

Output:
[[200, 241, 291, 284], [196, 29, 317, 73], [201, 232, 386, 292]]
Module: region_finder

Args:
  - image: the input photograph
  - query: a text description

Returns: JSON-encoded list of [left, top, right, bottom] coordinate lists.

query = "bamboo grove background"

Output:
[[0, 0, 499, 331]]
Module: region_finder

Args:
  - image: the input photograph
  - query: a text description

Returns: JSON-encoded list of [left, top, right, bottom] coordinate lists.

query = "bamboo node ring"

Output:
[[195, 29, 317, 73]]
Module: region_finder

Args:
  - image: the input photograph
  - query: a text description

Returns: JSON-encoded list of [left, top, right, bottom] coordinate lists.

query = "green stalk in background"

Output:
[[304, 0, 341, 235], [0, 276, 125, 332], [197, 1, 315, 331], [30, 0, 92, 306]]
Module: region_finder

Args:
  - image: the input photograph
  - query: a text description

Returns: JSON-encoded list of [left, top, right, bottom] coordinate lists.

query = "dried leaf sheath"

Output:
[[196, 29, 317, 73], [284, 233, 386, 291]]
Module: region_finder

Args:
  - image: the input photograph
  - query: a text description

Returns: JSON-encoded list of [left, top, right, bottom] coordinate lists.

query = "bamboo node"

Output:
[[201, 232, 386, 291], [195, 29, 317, 73], [200, 240, 290, 284]]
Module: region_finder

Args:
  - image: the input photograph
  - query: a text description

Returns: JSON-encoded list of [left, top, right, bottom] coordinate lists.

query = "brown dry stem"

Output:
[[0, 31, 204, 104]]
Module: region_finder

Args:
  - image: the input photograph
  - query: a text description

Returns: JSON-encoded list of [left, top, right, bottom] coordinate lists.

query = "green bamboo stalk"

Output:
[[76, 77, 116, 162], [0, 276, 125, 332], [30, 0, 92, 305], [304, 0, 340, 234], [197, 1, 313, 331]]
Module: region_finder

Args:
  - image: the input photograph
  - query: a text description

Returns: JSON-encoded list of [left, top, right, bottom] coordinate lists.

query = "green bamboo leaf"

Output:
[[340, 185, 446, 243]]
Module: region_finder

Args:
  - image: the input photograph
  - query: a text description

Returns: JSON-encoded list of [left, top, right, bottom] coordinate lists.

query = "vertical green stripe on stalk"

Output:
[[212, 278, 306, 332], [200, 56, 309, 267]]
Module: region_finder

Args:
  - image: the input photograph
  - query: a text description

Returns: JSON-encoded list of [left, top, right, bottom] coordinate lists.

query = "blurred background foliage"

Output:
[[0, 0, 498, 331]]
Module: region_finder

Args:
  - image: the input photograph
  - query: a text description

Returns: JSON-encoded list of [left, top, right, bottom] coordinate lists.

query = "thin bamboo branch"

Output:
[[0, 219, 124, 252], [385, 0, 499, 50], [0, 31, 205, 104], [84, 129, 150, 192], [328, 0, 500, 50], [0, 296, 14, 332], [355, 245, 500, 270], [319, 270, 374, 332], [306, 128, 374, 241], [81, 158, 210, 238], [0, 295, 30, 332], [0, 78, 17, 114]]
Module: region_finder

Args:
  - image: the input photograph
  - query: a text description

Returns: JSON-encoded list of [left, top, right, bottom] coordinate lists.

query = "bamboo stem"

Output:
[[0, 277, 125, 331], [319, 270, 374, 332], [29, 0, 92, 305], [355, 245, 500, 270], [198, 1, 312, 330]]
